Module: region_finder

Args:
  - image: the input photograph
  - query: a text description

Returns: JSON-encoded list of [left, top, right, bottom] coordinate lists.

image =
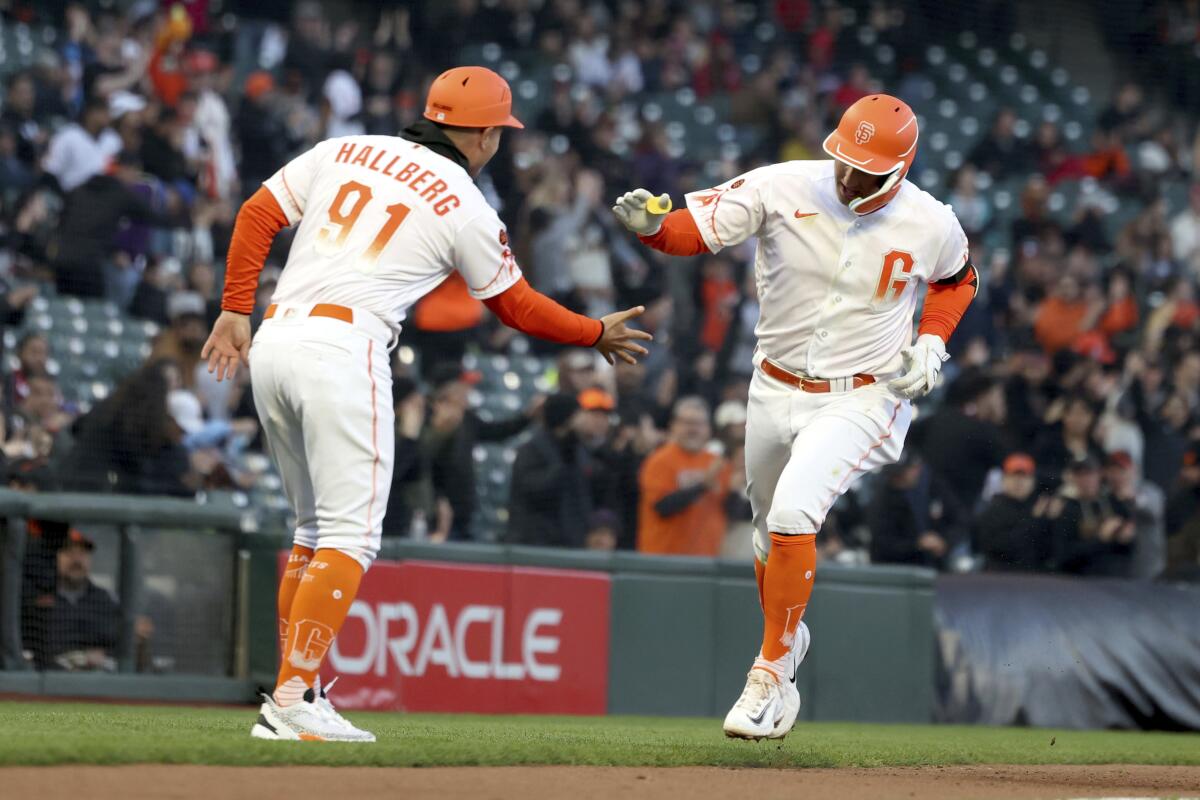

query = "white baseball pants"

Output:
[[744, 364, 911, 562], [249, 304, 395, 570]]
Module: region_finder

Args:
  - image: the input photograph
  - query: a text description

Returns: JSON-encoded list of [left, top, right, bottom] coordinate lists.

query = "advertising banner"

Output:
[[277, 556, 611, 714]]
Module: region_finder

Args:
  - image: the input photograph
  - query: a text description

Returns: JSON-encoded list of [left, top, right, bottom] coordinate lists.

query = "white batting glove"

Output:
[[612, 189, 670, 236], [888, 334, 949, 399]]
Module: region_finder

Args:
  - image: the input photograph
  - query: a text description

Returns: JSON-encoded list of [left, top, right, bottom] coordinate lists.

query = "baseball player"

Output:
[[202, 66, 651, 742], [614, 94, 977, 740]]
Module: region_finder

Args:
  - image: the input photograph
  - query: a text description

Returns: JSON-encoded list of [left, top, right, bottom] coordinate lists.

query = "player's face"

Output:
[[832, 160, 886, 206]]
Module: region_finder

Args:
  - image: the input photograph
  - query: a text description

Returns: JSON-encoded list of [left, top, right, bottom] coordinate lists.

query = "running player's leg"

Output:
[[248, 341, 318, 654], [723, 370, 803, 740], [274, 328, 394, 708], [743, 369, 795, 609], [757, 388, 911, 676]]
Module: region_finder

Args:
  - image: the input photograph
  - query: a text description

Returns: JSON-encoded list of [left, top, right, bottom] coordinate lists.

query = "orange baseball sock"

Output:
[[274, 549, 364, 706], [277, 544, 315, 653], [753, 557, 766, 612], [755, 533, 817, 676]]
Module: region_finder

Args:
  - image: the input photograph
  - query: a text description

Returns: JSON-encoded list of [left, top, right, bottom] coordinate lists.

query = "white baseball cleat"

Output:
[[311, 676, 375, 741], [723, 669, 785, 740], [769, 621, 811, 740], [250, 686, 376, 743]]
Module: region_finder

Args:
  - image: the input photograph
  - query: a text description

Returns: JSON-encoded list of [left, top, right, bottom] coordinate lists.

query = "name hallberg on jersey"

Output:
[[333, 141, 462, 217]]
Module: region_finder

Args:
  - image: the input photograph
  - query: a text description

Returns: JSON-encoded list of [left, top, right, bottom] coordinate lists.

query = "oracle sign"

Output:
[[282, 557, 611, 714], [331, 602, 564, 682]]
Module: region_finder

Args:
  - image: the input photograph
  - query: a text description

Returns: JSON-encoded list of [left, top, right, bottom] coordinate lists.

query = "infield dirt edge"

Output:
[[5, 763, 1200, 800]]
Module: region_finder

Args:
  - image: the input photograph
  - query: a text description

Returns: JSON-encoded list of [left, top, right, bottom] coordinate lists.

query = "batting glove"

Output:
[[612, 189, 670, 236], [888, 334, 949, 399]]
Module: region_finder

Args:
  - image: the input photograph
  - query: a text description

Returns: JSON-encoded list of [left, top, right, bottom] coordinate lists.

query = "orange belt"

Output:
[[264, 303, 354, 324], [759, 358, 875, 393]]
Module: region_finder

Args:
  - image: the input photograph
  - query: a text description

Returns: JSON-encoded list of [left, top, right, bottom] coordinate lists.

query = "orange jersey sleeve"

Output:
[[221, 187, 290, 314], [637, 209, 712, 256], [482, 277, 603, 347], [918, 264, 978, 343]]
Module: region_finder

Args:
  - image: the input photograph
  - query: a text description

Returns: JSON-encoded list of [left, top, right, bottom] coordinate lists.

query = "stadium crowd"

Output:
[[1, 0, 1199, 590]]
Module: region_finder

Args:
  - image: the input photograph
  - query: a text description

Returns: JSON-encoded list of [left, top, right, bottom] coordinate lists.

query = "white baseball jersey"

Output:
[[685, 159, 968, 378], [263, 135, 522, 331]]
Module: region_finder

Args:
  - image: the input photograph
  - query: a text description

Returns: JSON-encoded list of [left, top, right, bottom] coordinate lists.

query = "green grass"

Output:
[[1, 702, 1198, 768]]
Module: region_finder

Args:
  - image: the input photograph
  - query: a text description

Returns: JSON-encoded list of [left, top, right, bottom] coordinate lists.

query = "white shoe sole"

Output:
[[248, 704, 375, 743], [723, 724, 775, 741], [250, 721, 295, 740], [250, 706, 303, 741], [722, 705, 781, 741]]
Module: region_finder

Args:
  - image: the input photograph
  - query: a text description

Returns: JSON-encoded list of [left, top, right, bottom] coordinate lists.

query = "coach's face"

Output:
[[832, 160, 886, 206], [462, 127, 503, 176]]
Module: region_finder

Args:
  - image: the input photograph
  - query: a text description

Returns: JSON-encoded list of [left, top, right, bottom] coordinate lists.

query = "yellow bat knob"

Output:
[[646, 194, 672, 215]]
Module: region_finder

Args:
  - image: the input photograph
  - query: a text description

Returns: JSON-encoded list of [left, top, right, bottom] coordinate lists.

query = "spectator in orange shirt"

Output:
[[1098, 267, 1139, 338], [637, 397, 732, 557], [699, 255, 739, 352], [1034, 275, 1102, 354], [1080, 128, 1133, 187]]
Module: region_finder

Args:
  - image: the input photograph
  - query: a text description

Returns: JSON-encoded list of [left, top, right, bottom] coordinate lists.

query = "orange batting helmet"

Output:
[[424, 66, 525, 129], [822, 94, 918, 215]]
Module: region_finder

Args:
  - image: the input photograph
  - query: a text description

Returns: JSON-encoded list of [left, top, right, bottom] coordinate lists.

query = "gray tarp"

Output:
[[936, 573, 1200, 730]]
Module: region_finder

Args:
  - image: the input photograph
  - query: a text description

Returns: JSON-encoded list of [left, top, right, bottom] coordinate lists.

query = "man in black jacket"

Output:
[[21, 530, 120, 671], [424, 368, 534, 541], [49, 153, 170, 299], [867, 453, 964, 569], [1050, 454, 1136, 577], [1165, 445, 1200, 579], [974, 453, 1054, 572], [912, 369, 1009, 516], [506, 394, 592, 548]]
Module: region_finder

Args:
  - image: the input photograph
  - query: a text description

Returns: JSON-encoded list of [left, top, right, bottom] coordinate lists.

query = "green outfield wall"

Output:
[[0, 492, 935, 723], [366, 539, 936, 722]]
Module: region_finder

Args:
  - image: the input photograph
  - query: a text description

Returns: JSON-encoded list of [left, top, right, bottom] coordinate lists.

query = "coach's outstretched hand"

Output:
[[595, 306, 654, 365], [612, 189, 671, 236], [202, 310, 252, 382], [888, 334, 949, 399]]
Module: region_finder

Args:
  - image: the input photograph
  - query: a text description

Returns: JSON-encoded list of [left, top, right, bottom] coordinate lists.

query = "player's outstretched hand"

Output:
[[888, 333, 949, 399], [595, 306, 654, 365], [201, 310, 253, 383], [612, 189, 671, 236]]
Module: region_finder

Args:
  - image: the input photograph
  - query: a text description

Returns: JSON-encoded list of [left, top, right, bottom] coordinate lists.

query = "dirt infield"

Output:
[[6, 764, 1200, 800]]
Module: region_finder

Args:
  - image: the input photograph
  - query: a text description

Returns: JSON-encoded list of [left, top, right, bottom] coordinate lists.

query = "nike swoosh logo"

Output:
[[794, 211, 818, 220], [748, 706, 770, 725], [790, 663, 797, 684]]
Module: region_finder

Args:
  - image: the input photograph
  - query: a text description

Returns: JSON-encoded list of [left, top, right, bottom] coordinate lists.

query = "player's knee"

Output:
[[318, 531, 378, 572], [293, 524, 319, 551], [334, 543, 377, 572], [766, 505, 821, 535], [752, 527, 770, 563]]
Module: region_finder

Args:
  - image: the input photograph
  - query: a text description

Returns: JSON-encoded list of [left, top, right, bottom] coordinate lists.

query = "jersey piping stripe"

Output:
[[817, 400, 902, 522], [279, 166, 302, 218], [365, 339, 380, 543], [708, 192, 726, 248], [470, 263, 513, 294]]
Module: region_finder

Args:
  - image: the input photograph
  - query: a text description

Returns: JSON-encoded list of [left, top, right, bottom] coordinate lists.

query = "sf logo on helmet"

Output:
[[855, 121, 876, 145]]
